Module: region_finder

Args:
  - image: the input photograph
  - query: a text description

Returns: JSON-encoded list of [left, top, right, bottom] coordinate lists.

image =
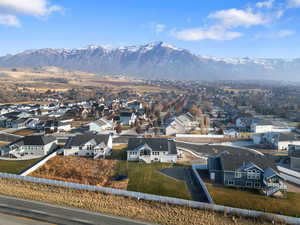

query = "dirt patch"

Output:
[[12, 129, 36, 136], [30, 156, 127, 189]]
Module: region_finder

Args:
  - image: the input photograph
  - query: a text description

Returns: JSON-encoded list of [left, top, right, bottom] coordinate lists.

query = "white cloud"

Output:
[[254, 29, 296, 39], [208, 8, 268, 28], [172, 8, 268, 41], [256, 0, 275, 9], [288, 0, 300, 7], [0, 0, 62, 16], [0, 0, 62, 27], [0, 13, 21, 27], [149, 22, 166, 34], [277, 29, 295, 37], [172, 26, 243, 41], [155, 24, 166, 33]]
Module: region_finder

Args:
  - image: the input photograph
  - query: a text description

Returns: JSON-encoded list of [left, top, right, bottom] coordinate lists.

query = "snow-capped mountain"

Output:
[[0, 42, 299, 81]]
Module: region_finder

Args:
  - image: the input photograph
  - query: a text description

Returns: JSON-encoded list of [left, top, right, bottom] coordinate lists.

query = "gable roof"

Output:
[[120, 112, 133, 117], [65, 133, 110, 148], [217, 151, 277, 172], [11, 135, 56, 146], [278, 132, 300, 142], [128, 138, 177, 154], [263, 167, 281, 179]]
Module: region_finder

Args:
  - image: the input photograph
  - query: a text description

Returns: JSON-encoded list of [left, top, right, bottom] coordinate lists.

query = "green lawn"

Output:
[[206, 183, 300, 217], [0, 158, 41, 174], [115, 161, 191, 200], [107, 144, 128, 160]]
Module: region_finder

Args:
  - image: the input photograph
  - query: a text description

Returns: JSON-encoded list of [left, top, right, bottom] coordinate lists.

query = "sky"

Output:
[[0, 0, 300, 58]]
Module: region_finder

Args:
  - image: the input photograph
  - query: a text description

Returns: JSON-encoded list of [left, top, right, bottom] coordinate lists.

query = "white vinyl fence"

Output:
[[0, 172, 300, 224], [19, 151, 57, 176], [280, 173, 300, 186], [278, 166, 300, 179], [176, 134, 225, 138]]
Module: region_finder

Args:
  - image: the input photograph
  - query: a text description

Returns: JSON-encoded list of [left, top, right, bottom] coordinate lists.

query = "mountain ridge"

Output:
[[0, 42, 299, 81]]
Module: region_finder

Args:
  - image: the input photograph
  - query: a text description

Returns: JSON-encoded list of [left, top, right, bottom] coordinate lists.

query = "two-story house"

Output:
[[89, 118, 114, 133], [253, 132, 300, 150], [288, 145, 300, 170], [127, 138, 177, 163], [208, 151, 287, 196], [119, 112, 137, 126], [0, 135, 57, 158], [64, 133, 113, 159]]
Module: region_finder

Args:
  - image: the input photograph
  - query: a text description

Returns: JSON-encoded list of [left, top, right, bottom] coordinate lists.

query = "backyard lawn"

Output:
[[107, 144, 128, 160], [0, 158, 41, 174], [206, 183, 300, 217], [110, 144, 191, 199], [115, 161, 192, 200]]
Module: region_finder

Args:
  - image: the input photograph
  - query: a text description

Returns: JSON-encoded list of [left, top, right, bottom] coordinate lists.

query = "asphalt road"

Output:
[[0, 195, 155, 225]]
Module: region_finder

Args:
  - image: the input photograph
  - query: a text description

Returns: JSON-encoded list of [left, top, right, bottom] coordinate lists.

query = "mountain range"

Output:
[[0, 42, 299, 81]]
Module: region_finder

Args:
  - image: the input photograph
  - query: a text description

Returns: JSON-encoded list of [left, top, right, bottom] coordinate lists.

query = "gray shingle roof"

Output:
[[12, 135, 56, 146], [219, 151, 277, 171], [128, 138, 177, 155], [65, 133, 110, 148], [278, 132, 300, 142]]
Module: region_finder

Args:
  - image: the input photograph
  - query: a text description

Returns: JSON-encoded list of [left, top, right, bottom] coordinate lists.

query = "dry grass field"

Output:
[[0, 67, 175, 95], [0, 178, 286, 225], [30, 156, 127, 189], [0, 141, 9, 147], [12, 129, 36, 136]]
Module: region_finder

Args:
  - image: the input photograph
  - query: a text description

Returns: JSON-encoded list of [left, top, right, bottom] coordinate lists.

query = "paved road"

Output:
[[0, 212, 52, 225], [0, 195, 154, 225]]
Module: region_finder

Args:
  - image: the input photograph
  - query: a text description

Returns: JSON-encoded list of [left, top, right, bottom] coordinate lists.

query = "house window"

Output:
[[254, 182, 261, 188], [228, 180, 235, 186], [235, 172, 242, 178], [246, 181, 252, 188], [247, 170, 260, 180]]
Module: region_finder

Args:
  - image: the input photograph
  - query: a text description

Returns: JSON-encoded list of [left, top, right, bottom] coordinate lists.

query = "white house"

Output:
[[289, 145, 300, 170], [119, 112, 136, 126], [165, 118, 186, 136], [64, 133, 113, 158], [0, 135, 57, 158], [127, 138, 177, 163], [89, 118, 114, 133], [253, 132, 300, 150], [236, 117, 259, 131], [165, 112, 198, 136], [251, 120, 274, 133]]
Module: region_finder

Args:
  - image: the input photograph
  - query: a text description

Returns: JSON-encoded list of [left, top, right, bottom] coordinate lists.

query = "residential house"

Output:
[[253, 132, 300, 150], [126, 100, 143, 111], [235, 117, 259, 131], [44, 120, 72, 134], [64, 133, 113, 158], [89, 118, 114, 133], [208, 151, 287, 196], [127, 138, 177, 163], [165, 112, 199, 136], [0, 135, 57, 158], [251, 120, 293, 134], [288, 145, 300, 170], [119, 112, 136, 126]]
